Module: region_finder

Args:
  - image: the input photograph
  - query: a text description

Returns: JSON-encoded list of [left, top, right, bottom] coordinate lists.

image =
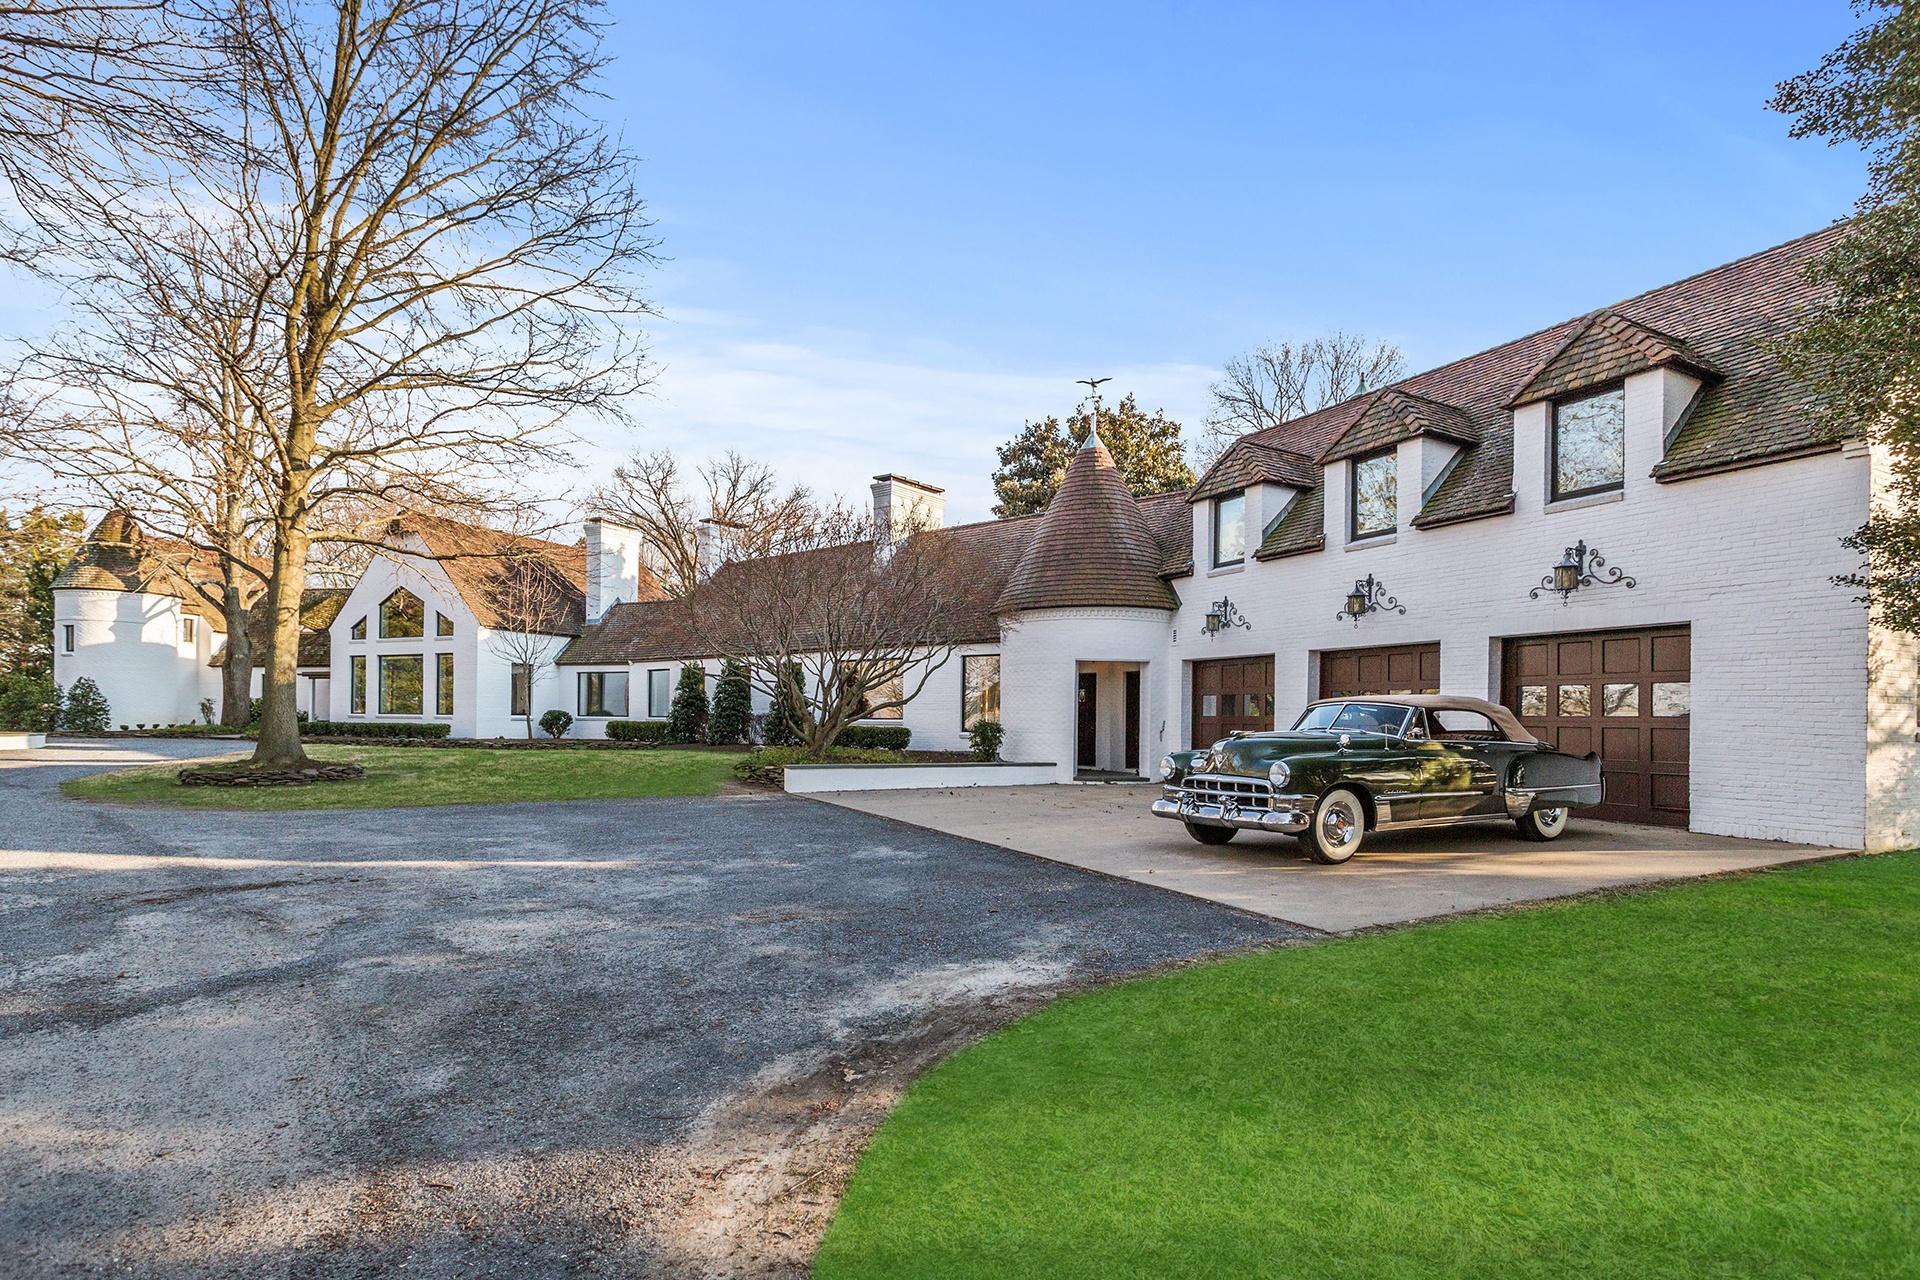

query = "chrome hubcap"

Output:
[[1540, 807, 1567, 831], [1322, 802, 1358, 847]]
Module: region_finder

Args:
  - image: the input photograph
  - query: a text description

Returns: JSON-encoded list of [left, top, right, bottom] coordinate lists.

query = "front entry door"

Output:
[[1124, 670, 1141, 773], [1077, 672, 1097, 770]]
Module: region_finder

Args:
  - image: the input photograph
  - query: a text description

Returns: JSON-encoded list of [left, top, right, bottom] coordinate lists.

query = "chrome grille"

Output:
[[1183, 774, 1273, 808]]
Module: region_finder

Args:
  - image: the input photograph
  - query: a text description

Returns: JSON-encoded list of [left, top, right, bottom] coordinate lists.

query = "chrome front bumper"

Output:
[[1153, 776, 1312, 834]]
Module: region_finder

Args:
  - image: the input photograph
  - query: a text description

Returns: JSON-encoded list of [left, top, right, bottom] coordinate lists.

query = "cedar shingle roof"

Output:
[[1189, 440, 1321, 503], [1506, 311, 1721, 408], [390, 513, 638, 637], [1201, 223, 1850, 537], [1318, 388, 1480, 464], [53, 510, 261, 631], [996, 438, 1181, 613]]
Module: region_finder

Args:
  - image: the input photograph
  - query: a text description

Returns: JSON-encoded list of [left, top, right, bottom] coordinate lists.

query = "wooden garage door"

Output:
[[1503, 626, 1690, 827], [1192, 656, 1274, 748], [1319, 643, 1441, 699]]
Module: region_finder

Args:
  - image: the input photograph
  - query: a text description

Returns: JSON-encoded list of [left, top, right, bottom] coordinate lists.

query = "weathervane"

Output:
[[1076, 376, 1111, 446]]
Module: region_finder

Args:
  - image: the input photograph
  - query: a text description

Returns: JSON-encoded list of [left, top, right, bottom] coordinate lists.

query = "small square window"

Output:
[[1602, 683, 1640, 716], [1558, 684, 1591, 717], [1552, 386, 1626, 500], [1652, 682, 1690, 717], [1517, 686, 1547, 718], [436, 612, 454, 637], [1212, 491, 1246, 567], [1350, 450, 1397, 540], [1200, 694, 1217, 717]]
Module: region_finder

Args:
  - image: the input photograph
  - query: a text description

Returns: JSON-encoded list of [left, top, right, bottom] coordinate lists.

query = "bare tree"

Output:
[[1196, 333, 1406, 468], [22, 0, 657, 768], [479, 548, 574, 738], [692, 506, 970, 758], [588, 449, 813, 596], [8, 218, 278, 725]]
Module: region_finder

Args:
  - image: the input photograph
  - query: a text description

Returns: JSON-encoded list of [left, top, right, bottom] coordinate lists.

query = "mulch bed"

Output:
[[178, 763, 367, 787]]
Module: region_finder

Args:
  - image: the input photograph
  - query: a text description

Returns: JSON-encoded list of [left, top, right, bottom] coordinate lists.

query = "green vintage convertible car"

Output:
[[1153, 694, 1605, 864]]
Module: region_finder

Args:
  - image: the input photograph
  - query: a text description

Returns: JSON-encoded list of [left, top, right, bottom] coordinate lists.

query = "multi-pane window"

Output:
[[579, 671, 629, 717], [1552, 385, 1626, 499], [647, 668, 672, 718], [1350, 450, 1397, 539], [1212, 491, 1246, 567], [379, 588, 424, 638], [350, 616, 366, 640], [963, 655, 1001, 729], [436, 653, 454, 716], [436, 611, 454, 637], [379, 654, 424, 715], [510, 663, 531, 717], [350, 655, 367, 714]]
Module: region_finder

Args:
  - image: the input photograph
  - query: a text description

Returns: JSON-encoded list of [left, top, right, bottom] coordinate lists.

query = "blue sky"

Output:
[[599, 0, 1870, 524]]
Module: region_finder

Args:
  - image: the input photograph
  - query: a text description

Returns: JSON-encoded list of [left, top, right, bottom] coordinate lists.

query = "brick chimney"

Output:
[[870, 474, 946, 547]]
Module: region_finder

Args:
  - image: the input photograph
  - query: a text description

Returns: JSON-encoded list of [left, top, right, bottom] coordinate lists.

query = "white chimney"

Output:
[[696, 517, 742, 581], [871, 473, 946, 545], [584, 518, 645, 623]]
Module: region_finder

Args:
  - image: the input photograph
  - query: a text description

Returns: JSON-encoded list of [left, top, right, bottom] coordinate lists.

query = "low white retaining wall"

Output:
[[0, 732, 47, 751], [784, 761, 1059, 794]]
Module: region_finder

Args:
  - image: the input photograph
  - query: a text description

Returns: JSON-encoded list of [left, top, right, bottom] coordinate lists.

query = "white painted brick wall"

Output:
[[52, 588, 220, 728]]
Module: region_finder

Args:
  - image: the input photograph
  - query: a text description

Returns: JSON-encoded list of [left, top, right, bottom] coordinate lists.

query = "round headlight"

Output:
[[1268, 760, 1291, 788], [1159, 755, 1177, 779]]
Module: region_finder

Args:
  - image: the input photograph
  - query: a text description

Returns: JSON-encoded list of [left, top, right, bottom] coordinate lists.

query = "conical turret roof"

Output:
[[995, 437, 1180, 613]]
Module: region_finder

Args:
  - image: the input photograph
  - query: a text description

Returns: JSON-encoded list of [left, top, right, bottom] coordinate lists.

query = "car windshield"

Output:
[[1291, 702, 1412, 735]]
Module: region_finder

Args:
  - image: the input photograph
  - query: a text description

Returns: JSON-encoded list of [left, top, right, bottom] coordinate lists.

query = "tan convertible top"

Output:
[[1305, 693, 1539, 745]]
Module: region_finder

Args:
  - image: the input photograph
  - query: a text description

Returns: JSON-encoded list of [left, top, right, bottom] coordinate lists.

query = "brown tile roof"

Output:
[[1189, 440, 1320, 503], [1253, 485, 1325, 560], [1506, 311, 1721, 408], [214, 588, 349, 670], [1138, 490, 1197, 578], [392, 513, 629, 636], [1200, 222, 1850, 538], [996, 439, 1181, 613], [1317, 388, 1481, 464], [53, 510, 263, 631]]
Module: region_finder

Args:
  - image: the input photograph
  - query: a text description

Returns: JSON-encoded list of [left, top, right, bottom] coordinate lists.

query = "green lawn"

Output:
[[817, 853, 1920, 1280], [62, 745, 738, 810]]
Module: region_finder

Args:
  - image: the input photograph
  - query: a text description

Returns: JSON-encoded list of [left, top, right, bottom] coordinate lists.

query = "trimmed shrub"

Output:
[[303, 720, 451, 739], [605, 719, 671, 743], [248, 696, 263, 724], [764, 661, 806, 746], [709, 659, 752, 745], [540, 708, 573, 739], [968, 718, 1004, 762], [0, 671, 60, 731], [838, 724, 911, 751], [668, 665, 709, 743], [60, 677, 111, 734]]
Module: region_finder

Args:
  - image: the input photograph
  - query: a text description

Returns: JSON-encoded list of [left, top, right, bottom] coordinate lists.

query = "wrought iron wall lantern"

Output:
[[1338, 574, 1405, 625], [1203, 597, 1251, 638], [1531, 539, 1636, 605]]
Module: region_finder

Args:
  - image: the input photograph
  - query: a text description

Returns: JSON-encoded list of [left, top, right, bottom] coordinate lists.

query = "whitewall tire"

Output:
[[1515, 805, 1570, 842], [1303, 788, 1365, 865]]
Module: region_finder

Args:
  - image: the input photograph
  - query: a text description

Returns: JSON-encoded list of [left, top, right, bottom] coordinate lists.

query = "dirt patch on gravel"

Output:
[[635, 982, 1074, 1278]]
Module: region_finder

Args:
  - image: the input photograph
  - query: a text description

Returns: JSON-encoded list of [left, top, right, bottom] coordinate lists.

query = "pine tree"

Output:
[[709, 659, 752, 744], [991, 394, 1194, 517], [764, 660, 806, 746], [61, 677, 111, 734], [668, 664, 710, 744]]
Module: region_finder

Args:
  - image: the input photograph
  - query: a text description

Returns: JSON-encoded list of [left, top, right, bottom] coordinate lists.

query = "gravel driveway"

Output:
[[0, 741, 1303, 1278]]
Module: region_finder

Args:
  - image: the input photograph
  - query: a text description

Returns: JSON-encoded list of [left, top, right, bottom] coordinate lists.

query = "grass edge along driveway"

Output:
[[817, 851, 1920, 1280], [61, 744, 738, 809]]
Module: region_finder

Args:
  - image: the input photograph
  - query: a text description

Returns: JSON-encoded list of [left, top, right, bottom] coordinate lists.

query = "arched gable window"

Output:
[[379, 588, 425, 638]]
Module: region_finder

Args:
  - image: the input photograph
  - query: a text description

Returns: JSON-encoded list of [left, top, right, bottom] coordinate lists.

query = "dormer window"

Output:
[[1552, 384, 1626, 500], [1212, 491, 1247, 567], [379, 588, 424, 638], [1350, 449, 1397, 541]]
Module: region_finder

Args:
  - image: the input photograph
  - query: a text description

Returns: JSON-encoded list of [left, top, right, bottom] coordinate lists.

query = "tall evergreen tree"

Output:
[[764, 660, 806, 747], [0, 507, 84, 676], [709, 659, 752, 744], [1772, 2, 1920, 631], [991, 394, 1194, 518], [668, 664, 710, 744]]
